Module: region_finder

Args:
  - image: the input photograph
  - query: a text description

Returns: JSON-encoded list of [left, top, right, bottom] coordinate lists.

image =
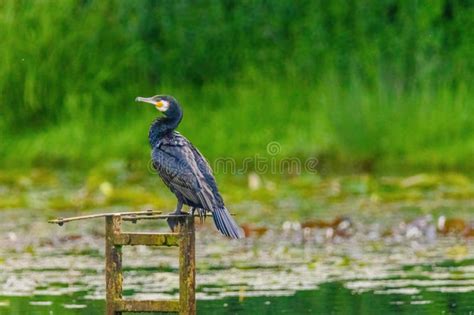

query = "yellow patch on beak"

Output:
[[155, 101, 163, 108]]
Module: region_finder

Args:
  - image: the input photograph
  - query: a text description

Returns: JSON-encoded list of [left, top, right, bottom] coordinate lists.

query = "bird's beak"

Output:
[[135, 96, 165, 109], [135, 96, 155, 105]]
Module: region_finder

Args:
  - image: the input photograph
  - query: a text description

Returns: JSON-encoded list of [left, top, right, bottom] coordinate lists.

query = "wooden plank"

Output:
[[48, 210, 162, 225], [106, 215, 123, 315], [179, 216, 196, 315], [114, 299, 180, 312], [114, 232, 179, 246], [121, 213, 213, 221]]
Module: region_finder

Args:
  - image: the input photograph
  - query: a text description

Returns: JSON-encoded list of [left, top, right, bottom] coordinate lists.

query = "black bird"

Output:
[[136, 95, 244, 239]]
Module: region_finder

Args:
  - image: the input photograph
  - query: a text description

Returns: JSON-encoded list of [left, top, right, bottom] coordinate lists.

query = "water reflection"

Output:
[[2, 281, 474, 314], [1, 171, 474, 314]]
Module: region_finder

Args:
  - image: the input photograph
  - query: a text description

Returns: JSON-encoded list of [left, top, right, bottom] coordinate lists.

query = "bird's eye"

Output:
[[155, 100, 169, 112]]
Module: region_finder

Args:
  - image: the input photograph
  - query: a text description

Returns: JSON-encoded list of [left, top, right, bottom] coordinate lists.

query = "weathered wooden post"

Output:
[[49, 211, 197, 315], [179, 215, 196, 315], [105, 215, 123, 315]]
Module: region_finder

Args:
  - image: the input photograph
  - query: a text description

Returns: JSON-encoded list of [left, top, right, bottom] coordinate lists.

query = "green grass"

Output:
[[1, 1, 473, 172], [1, 78, 473, 171]]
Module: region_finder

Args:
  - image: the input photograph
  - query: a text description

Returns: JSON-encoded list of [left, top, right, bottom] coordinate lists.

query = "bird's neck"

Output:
[[149, 112, 183, 147]]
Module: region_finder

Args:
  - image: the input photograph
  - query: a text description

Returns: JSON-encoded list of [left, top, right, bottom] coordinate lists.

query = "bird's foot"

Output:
[[191, 208, 207, 223], [199, 208, 207, 223], [166, 211, 189, 232]]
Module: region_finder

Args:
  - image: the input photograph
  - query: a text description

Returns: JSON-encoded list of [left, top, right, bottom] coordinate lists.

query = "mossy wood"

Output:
[[105, 214, 195, 314], [49, 211, 196, 315]]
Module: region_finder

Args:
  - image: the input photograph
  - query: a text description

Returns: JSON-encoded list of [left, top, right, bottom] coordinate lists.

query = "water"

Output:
[[1, 172, 474, 314], [1, 209, 474, 314], [2, 281, 473, 314]]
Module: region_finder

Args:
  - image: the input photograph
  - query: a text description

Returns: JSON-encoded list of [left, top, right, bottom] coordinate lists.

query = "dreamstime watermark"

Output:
[[214, 141, 318, 175], [147, 141, 319, 175]]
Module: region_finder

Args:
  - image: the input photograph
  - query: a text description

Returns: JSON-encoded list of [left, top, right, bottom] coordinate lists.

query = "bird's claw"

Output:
[[191, 208, 206, 223], [166, 211, 188, 232], [198, 208, 207, 223]]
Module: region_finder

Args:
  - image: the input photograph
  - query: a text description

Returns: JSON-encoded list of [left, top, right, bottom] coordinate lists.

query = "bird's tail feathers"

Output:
[[212, 208, 244, 239]]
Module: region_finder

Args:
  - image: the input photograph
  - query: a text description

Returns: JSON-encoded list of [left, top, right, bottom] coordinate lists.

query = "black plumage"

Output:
[[136, 95, 243, 239]]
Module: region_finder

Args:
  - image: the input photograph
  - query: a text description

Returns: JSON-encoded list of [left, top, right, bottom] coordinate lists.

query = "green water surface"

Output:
[[1, 280, 472, 315]]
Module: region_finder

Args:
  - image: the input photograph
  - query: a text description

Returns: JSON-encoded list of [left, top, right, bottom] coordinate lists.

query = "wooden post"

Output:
[[54, 212, 196, 314], [106, 215, 123, 315], [179, 215, 196, 315]]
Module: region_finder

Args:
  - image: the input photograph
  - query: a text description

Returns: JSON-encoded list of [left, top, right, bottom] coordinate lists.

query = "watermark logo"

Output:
[[266, 141, 281, 156], [148, 141, 319, 175]]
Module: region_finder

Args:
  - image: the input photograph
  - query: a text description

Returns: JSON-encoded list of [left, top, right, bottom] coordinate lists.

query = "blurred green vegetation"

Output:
[[0, 0, 473, 171]]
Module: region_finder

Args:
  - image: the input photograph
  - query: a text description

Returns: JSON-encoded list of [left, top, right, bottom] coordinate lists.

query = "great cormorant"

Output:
[[136, 95, 244, 239]]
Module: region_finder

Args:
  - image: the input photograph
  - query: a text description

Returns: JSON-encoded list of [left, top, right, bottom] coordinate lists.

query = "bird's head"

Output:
[[135, 95, 181, 117]]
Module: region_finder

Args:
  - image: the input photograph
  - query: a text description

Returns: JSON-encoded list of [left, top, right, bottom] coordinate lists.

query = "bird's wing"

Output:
[[152, 135, 217, 210], [188, 143, 224, 206]]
